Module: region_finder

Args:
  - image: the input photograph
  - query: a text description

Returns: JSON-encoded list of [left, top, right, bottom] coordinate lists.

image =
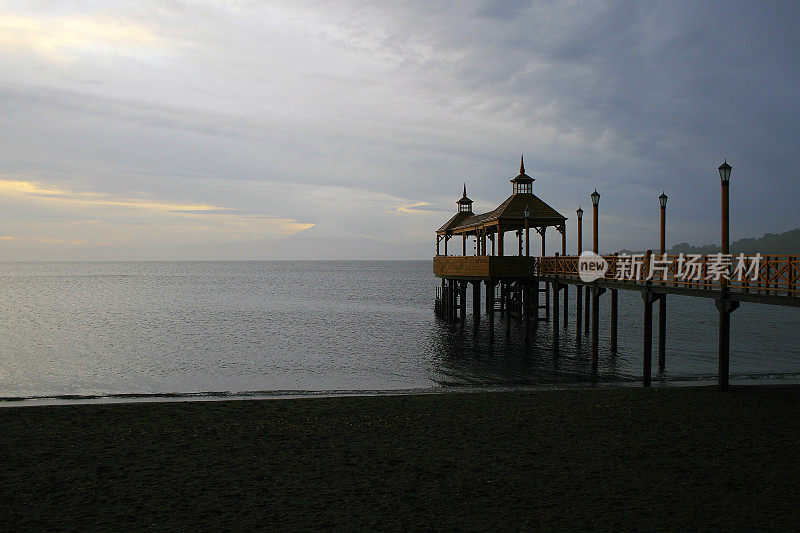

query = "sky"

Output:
[[1, 0, 798, 260]]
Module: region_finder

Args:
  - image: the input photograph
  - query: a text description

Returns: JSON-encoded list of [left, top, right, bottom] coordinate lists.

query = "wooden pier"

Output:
[[433, 157, 799, 389]]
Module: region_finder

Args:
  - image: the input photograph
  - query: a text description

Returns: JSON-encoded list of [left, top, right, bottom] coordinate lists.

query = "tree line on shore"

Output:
[[618, 227, 800, 255]]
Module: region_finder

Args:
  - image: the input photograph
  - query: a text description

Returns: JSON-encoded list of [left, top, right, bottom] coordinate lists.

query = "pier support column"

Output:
[[591, 286, 605, 377], [563, 285, 568, 329], [715, 298, 740, 391], [472, 281, 481, 333], [576, 284, 582, 342], [505, 283, 511, 337], [658, 296, 666, 371], [459, 281, 466, 332], [553, 281, 560, 352], [499, 282, 505, 318], [486, 281, 496, 343], [610, 289, 618, 352], [533, 281, 540, 332], [451, 280, 458, 322], [643, 292, 654, 386], [642, 292, 664, 387], [443, 280, 450, 323], [584, 286, 590, 334], [523, 283, 531, 345]]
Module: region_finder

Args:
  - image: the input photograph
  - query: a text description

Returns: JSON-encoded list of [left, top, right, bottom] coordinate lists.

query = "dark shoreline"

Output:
[[4, 376, 800, 408], [2, 385, 800, 530]]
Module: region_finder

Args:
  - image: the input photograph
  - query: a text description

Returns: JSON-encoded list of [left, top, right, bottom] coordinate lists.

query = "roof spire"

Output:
[[520, 154, 525, 174], [463, 183, 467, 197]]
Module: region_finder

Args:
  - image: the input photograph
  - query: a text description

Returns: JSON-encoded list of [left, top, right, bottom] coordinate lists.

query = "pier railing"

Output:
[[538, 254, 800, 296]]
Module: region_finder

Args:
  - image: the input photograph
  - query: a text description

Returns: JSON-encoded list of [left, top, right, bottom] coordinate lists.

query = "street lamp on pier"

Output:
[[659, 192, 668, 254], [718, 160, 732, 255], [590, 190, 600, 254]]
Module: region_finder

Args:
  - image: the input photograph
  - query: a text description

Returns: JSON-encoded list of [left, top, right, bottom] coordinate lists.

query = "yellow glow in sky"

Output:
[[0, 9, 167, 61]]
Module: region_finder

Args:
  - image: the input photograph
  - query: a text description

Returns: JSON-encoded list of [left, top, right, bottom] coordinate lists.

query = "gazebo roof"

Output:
[[438, 192, 565, 234], [437, 211, 474, 232], [436, 158, 567, 236]]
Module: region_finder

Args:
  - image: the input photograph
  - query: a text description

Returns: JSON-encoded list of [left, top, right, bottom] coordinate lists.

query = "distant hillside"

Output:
[[620, 228, 800, 255], [671, 228, 800, 255]]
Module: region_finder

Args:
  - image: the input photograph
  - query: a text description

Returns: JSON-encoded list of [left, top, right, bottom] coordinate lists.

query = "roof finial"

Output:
[[520, 154, 525, 174], [463, 183, 467, 197]]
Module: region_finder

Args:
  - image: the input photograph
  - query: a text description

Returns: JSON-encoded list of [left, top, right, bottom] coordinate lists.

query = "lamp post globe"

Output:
[[718, 160, 732, 184]]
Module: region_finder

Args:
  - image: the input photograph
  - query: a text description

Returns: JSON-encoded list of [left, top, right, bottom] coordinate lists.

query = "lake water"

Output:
[[1, 260, 799, 402]]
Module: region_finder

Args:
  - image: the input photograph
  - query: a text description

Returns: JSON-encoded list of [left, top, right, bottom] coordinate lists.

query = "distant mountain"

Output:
[[619, 228, 800, 255], [671, 228, 800, 255]]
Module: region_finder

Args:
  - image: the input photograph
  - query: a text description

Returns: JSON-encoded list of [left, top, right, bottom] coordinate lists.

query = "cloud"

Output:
[[0, 1, 799, 258], [0, 177, 228, 212], [0, 176, 313, 248], [395, 202, 449, 214], [0, 8, 170, 62], [0, 235, 84, 244]]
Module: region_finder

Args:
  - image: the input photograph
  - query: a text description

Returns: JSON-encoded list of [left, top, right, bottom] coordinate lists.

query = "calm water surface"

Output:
[[1, 261, 799, 401]]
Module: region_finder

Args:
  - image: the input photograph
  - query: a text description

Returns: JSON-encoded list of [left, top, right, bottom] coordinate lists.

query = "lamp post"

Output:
[[716, 159, 735, 391], [576, 206, 584, 342], [658, 191, 668, 372], [524, 205, 530, 257], [591, 190, 600, 254], [659, 192, 668, 254], [589, 189, 601, 379], [718, 160, 732, 255]]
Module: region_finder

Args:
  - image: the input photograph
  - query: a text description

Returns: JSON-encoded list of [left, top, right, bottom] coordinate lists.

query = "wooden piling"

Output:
[[584, 286, 590, 334], [486, 281, 495, 343], [442, 280, 449, 322], [642, 292, 658, 387], [715, 298, 740, 391], [610, 289, 618, 352], [563, 285, 568, 329], [658, 295, 666, 371], [472, 281, 480, 332], [553, 281, 560, 352], [505, 282, 511, 337], [451, 281, 456, 322], [576, 284, 582, 342], [459, 281, 466, 331], [523, 283, 531, 345], [591, 286, 602, 376]]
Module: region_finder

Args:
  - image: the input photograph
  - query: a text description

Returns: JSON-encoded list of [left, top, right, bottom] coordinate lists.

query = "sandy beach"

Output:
[[2, 385, 800, 530]]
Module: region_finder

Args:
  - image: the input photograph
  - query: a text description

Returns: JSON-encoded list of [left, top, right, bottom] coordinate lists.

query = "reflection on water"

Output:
[[0, 260, 798, 401], [429, 287, 800, 386]]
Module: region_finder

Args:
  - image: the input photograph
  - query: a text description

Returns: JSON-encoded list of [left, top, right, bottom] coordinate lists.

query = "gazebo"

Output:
[[435, 156, 567, 261]]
